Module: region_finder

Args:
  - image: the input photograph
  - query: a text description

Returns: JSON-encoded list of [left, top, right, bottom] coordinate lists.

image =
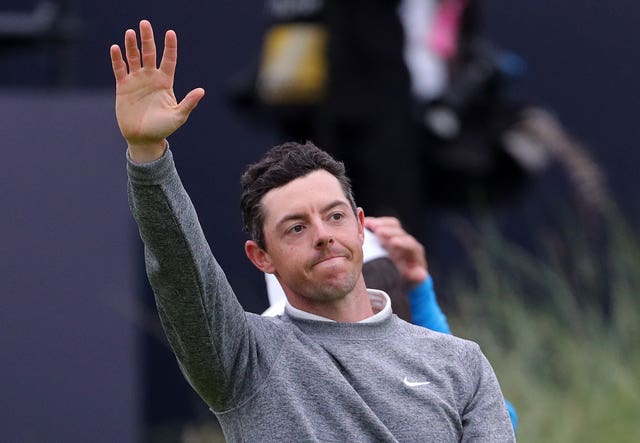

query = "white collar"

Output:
[[282, 289, 392, 323]]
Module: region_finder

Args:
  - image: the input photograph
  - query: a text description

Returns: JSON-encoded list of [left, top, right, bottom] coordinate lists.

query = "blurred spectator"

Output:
[[228, 0, 608, 238]]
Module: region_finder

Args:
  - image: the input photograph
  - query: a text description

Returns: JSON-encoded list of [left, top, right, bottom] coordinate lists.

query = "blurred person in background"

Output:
[[229, 0, 607, 238]]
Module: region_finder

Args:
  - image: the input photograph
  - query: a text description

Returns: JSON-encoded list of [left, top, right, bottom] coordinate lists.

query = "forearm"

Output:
[[408, 276, 451, 334]]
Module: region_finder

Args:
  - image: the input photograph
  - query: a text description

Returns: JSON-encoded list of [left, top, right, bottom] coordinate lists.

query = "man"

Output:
[[111, 20, 515, 441]]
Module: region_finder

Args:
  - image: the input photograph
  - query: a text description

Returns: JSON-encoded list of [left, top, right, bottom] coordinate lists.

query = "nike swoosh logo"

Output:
[[403, 376, 431, 387]]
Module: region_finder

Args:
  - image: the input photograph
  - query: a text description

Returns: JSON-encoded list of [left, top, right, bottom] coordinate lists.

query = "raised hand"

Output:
[[110, 20, 205, 162], [364, 216, 428, 286]]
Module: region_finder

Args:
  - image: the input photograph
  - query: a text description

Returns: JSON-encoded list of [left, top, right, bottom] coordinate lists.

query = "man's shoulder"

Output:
[[394, 316, 481, 354], [389, 317, 490, 388]]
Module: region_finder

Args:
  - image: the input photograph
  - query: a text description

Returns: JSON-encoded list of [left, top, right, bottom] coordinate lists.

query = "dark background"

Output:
[[2, 1, 638, 441]]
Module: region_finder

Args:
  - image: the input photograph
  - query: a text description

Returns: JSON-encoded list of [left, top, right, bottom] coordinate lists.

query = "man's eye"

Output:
[[289, 225, 304, 234], [331, 213, 344, 221]]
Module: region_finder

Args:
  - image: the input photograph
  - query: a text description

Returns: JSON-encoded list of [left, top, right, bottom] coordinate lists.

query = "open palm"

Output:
[[110, 20, 204, 159]]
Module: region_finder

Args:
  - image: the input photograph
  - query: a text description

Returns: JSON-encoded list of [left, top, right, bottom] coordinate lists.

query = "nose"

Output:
[[315, 235, 334, 249], [313, 222, 334, 249]]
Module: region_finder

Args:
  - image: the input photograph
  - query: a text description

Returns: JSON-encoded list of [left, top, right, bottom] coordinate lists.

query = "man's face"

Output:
[[260, 170, 365, 303]]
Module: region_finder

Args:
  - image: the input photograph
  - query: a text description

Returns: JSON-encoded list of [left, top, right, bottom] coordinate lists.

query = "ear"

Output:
[[356, 207, 365, 244], [245, 240, 276, 273]]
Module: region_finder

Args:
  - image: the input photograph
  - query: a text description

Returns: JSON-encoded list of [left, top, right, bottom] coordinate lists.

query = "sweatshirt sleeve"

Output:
[[126, 148, 272, 411], [411, 277, 518, 433], [459, 343, 516, 442], [408, 275, 451, 334]]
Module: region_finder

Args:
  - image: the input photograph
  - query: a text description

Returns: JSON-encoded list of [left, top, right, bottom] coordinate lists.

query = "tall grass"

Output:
[[446, 206, 640, 442]]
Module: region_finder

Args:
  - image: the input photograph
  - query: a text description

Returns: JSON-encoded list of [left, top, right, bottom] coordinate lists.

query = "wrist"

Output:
[[405, 269, 430, 288], [128, 140, 168, 164], [409, 274, 432, 291]]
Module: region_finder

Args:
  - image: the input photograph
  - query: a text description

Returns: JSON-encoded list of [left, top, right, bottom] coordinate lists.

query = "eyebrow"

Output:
[[275, 200, 349, 229]]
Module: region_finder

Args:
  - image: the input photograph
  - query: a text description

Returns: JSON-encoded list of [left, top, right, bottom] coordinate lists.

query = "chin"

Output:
[[316, 276, 358, 300]]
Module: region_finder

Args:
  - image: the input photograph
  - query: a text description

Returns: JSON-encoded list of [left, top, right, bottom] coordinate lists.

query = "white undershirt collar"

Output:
[[284, 289, 391, 323]]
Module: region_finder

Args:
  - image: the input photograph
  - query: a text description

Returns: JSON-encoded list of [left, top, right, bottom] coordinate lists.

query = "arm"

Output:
[[460, 343, 516, 442], [127, 149, 247, 409], [113, 22, 274, 411], [408, 276, 451, 334]]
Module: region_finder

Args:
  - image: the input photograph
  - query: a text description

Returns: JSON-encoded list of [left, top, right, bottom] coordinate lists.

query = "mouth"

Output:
[[312, 255, 347, 267]]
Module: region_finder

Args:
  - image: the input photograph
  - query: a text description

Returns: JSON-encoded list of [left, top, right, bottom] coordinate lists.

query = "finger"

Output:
[[388, 234, 423, 254], [110, 44, 127, 82], [124, 28, 141, 72], [363, 217, 377, 229], [388, 237, 425, 265], [373, 216, 403, 229], [159, 30, 177, 77], [364, 216, 402, 232], [386, 234, 420, 255], [176, 87, 206, 119], [139, 20, 157, 69], [370, 224, 407, 243]]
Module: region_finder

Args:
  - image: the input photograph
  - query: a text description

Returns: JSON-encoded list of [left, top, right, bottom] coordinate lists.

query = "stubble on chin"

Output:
[[309, 267, 360, 301]]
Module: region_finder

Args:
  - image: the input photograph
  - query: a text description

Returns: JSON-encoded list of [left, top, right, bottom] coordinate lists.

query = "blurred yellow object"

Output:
[[257, 23, 327, 105]]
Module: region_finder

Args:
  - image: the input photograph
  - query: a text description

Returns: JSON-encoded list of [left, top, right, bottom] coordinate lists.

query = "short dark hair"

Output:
[[240, 141, 357, 250], [362, 257, 412, 322]]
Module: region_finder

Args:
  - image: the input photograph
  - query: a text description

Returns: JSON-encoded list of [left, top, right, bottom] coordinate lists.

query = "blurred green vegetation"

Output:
[[447, 206, 640, 442]]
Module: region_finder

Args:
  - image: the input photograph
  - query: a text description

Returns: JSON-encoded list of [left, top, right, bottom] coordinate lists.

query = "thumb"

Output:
[[177, 87, 205, 118]]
